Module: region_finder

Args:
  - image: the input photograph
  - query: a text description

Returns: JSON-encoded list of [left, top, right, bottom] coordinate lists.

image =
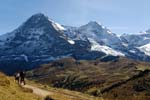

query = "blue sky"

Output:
[[0, 0, 150, 35]]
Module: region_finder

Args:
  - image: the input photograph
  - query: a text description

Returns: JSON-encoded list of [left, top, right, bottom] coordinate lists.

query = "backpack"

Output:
[[16, 73, 20, 77]]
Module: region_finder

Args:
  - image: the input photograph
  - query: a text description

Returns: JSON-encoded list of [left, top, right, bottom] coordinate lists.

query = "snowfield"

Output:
[[89, 38, 125, 56], [137, 43, 150, 56]]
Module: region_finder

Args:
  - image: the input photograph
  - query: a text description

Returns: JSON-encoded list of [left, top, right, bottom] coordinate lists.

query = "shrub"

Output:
[[44, 96, 54, 100], [22, 87, 33, 93]]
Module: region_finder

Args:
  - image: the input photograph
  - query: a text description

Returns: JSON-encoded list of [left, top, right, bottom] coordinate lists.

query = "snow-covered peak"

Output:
[[82, 21, 103, 30], [77, 21, 121, 47], [87, 21, 102, 26], [0, 13, 68, 47], [0, 13, 48, 41], [79, 21, 113, 35], [22, 13, 65, 32], [25, 13, 49, 24], [31, 13, 47, 18]]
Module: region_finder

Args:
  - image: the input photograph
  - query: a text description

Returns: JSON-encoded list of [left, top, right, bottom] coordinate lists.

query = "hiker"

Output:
[[19, 71, 26, 85], [14, 72, 20, 84]]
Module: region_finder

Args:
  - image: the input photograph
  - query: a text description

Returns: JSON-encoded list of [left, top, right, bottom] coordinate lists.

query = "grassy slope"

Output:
[[27, 57, 150, 99], [103, 70, 150, 100], [0, 72, 42, 100], [0, 72, 102, 100]]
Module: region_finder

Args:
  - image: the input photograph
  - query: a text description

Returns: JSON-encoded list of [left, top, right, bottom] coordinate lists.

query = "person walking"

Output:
[[14, 72, 20, 84], [20, 71, 26, 85]]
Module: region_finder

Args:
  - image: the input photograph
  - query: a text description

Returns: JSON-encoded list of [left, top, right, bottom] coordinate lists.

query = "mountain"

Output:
[[1, 13, 150, 100], [0, 13, 106, 75], [120, 32, 150, 61], [0, 13, 73, 56], [0, 13, 150, 74], [120, 32, 150, 47], [64, 21, 150, 61], [64, 21, 125, 56]]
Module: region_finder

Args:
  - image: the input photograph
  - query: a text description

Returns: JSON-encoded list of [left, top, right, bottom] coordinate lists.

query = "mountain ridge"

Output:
[[0, 13, 150, 75]]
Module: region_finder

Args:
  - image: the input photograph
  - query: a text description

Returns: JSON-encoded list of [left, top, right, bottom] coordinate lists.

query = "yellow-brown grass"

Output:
[[0, 72, 42, 100]]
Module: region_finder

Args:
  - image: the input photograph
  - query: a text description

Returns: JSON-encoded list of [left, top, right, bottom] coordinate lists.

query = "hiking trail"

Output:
[[24, 85, 53, 97], [23, 84, 101, 100]]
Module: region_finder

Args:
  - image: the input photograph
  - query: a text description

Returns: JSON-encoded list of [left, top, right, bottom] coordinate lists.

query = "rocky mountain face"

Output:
[[0, 13, 105, 75], [64, 21, 125, 56], [64, 21, 150, 61], [120, 32, 150, 61], [0, 13, 150, 74]]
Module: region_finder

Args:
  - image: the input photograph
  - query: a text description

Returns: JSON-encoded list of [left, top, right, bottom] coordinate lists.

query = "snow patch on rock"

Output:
[[68, 40, 75, 44], [49, 18, 66, 31], [89, 38, 125, 56], [137, 43, 150, 56], [21, 54, 29, 62]]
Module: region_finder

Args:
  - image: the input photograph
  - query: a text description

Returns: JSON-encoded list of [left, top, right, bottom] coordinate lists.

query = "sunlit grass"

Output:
[[0, 72, 42, 100]]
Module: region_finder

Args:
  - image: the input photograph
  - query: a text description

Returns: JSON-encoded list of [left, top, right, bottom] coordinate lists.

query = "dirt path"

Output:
[[23, 85, 53, 97], [23, 84, 102, 100]]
